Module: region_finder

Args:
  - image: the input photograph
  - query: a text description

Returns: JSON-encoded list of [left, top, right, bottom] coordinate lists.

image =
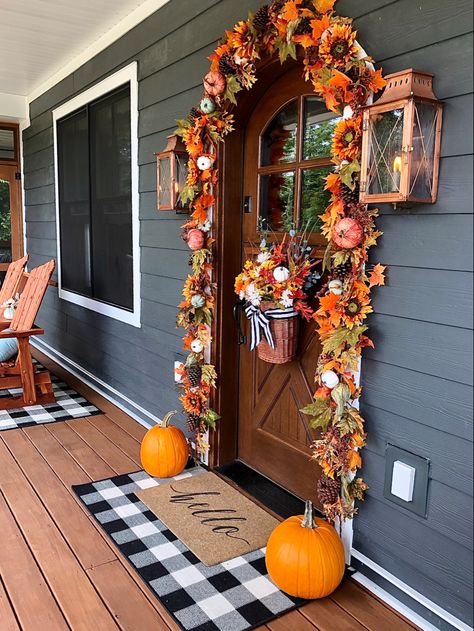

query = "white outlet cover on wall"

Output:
[[391, 460, 416, 502]]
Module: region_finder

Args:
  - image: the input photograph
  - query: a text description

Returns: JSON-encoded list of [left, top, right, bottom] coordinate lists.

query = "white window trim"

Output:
[[52, 62, 141, 328]]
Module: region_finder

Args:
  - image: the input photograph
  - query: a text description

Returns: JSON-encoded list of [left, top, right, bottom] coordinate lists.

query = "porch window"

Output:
[[53, 63, 140, 327]]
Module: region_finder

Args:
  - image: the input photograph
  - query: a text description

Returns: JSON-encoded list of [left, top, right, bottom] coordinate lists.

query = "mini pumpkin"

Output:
[[328, 279, 343, 295], [333, 218, 364, 249], [190, 338, 204, 353], [140, 411, 189, 478], [191, 294, 206, 309], [197, 155, 213, 171], [265, 500, 345, 599], [321, 370, 339, 389], [200, 97, 216, 114], [187, 228, 205, 251], [273, 266, 290, 282], [203, 71, 226, 96]]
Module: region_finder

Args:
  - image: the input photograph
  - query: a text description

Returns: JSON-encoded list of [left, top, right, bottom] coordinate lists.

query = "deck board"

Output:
[[0, 348, 421, 631]]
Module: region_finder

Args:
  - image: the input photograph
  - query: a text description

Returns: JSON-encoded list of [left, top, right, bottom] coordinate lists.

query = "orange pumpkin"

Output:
[[203, 71, 226, 96], [265, 500, 345, 599], [333, 217, 364, 249], [140, 411, 189, 478], [186, 228, 205, 251]]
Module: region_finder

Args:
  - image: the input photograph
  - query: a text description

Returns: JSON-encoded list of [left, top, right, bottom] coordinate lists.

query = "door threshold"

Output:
[[216, 460, 322, 520]]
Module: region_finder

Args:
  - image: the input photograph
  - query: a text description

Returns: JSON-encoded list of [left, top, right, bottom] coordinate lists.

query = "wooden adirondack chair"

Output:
[[0, 259, 56, 410], [0, 255, 28, 309]]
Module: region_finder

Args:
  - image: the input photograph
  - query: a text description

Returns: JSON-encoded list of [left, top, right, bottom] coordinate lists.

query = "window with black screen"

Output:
[[56, 84, 133, 311]]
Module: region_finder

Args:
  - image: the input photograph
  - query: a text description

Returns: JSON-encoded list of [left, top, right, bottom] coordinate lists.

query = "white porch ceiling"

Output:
[[0, 0, 168, 99]]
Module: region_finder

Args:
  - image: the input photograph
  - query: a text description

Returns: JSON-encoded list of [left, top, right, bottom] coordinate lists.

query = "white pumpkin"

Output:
[[197, 155, 213, 171], [273, 266, 290, 282], [190, 339, 204, 353], [328, 279, 343, 295], [321, 370, 340, 389]]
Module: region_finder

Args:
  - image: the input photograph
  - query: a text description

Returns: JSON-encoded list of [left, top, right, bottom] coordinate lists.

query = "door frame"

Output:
[[0, 122, 24, 269], [209, 56, 303, 467]]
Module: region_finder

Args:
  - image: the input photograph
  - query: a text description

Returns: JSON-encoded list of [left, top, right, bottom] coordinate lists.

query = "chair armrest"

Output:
[[0, 326, 45, 339]]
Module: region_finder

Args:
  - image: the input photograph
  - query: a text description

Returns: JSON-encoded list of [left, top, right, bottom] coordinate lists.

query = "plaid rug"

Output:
[[0, 363, 101, 431], [73, 467, 304, 631]]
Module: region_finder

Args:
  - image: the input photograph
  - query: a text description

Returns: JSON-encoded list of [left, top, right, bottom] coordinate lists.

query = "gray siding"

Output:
[[23, 0, 473, 626]]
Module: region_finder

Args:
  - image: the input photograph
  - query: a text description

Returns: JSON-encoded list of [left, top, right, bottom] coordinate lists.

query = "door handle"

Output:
[[233, 300, 247, 346]]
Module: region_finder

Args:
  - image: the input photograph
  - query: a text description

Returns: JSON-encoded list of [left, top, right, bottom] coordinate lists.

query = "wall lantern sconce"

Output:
[[360, 69, 443, 206], [156, 134, 188, 212]]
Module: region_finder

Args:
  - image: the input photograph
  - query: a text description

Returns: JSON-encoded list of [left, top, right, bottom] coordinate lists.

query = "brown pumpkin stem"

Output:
[[162, 411, 178, 428], [301, 500, 318, 529]]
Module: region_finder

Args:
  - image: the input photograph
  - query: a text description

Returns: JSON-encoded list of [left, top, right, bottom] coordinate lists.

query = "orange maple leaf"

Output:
[[325, 172, 341, 193], [310, 14, 330, 40], [368, 263, 386, 287], [366, 68, 386, 92], [313, 0, 336, 13], [293, 33, 316, 48], [318, 291, 340, 313], [328, 69, 352, 91], [282, 0, 301, 22]]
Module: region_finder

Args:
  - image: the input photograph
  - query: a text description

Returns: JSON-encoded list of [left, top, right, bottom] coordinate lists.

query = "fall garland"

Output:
[[176, 0, 386, 521]]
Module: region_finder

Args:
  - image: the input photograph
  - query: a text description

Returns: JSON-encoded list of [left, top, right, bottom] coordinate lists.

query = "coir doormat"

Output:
[[73, 467, 304, 631], [136, 471, 279, 566], [0, 362, 101, 431]]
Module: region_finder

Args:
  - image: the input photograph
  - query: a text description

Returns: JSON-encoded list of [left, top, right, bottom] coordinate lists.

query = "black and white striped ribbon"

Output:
[[244, 303, 298, 351]]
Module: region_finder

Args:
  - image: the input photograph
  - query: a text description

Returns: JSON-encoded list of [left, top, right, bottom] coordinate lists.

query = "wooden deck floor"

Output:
[[0, 349, 421, 631]]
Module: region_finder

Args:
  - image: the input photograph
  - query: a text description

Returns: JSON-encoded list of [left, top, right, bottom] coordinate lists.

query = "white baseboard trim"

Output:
[[32, 338, 159, 431], [352, 572, 440, 631], [351, 549, 473, 631]]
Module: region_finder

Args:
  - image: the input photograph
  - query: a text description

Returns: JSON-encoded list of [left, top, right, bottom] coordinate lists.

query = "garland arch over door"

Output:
[[176, 1, 386, 522]]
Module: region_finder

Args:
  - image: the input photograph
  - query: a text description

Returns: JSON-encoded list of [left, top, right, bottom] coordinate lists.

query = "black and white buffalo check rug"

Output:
[[0, 362, 101, 431], [73, 467, 304, 631]]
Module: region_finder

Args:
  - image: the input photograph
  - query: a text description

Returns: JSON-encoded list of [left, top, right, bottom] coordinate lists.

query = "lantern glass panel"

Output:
[[410, 101, 437, 200], [175, 153, 188, 210], [367, 108, 404, 196], [158, 155, 171, 208]]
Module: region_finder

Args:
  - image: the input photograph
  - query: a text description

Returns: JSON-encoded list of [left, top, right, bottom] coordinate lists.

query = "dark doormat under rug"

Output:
[[0, 362, 101, 431], [73, 467, 305, 631]]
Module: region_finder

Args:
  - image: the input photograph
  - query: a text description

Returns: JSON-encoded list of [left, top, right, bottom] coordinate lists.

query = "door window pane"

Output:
[[259, 171, 295, 232], [303, 98, 340, 160], [0, 129, 15, 160], [0, 179, 12, 261], [260, 100, 298, 166], [300, 167, 333, 230]]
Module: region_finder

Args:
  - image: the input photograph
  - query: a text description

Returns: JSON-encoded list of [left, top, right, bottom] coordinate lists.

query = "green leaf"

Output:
[[201, 409, 220, 430], [339, 159, 360, 189], [276, 39, 297, 64], [322, 242, 333, 272], [322, 325, 368, 354], [301, 398, 333, 433], [224, 75, 243, 105], [331, 383, 351, 418]]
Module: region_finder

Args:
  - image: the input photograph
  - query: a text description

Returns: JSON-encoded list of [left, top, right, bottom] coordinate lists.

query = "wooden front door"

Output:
[[237, 66, 340, 505], [0, 124, 24, 272]]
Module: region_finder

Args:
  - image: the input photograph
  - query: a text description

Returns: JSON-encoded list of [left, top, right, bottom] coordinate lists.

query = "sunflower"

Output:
[[340, 281, 373, 328], [332, 117, 362, 161], [319, 24, 358, 67], [180, 390, 206, 416]]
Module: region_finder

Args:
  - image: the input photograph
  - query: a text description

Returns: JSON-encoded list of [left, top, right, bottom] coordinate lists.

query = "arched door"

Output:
[[237, 66, 340, 505]]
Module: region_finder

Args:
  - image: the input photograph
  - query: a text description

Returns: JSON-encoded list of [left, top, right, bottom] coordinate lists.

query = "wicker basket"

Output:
[[257, 301, 299, 364]]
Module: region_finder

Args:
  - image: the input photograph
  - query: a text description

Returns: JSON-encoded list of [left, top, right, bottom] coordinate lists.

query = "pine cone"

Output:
[[347, 204, 374, 231], [218, 53, 238, 76], [340, 183, 360, 204], [306, 46, 320, 66], [189, 107, 201, 122], [333, 259, 352, 278], [294, 17, 312, 36], [187, 415, 200, 433], [318, 475, 341, 506], [253, 4, 270, 30], [187, 364, 202, 387]]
